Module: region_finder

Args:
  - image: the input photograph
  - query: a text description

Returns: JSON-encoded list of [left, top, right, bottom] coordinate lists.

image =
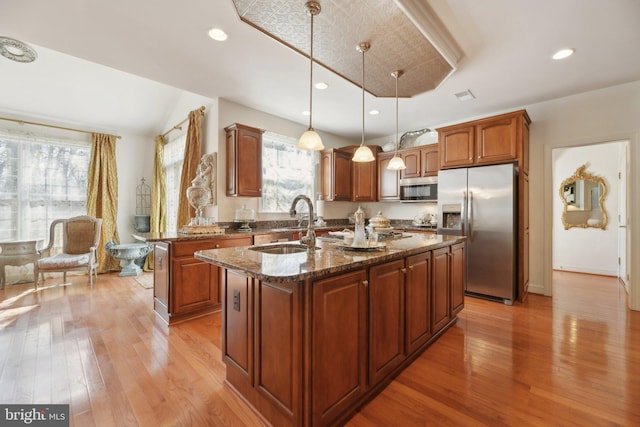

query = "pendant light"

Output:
[[352, 42, 375, 162], [298, 1, 325, 151], [387, 70, 407, 170]]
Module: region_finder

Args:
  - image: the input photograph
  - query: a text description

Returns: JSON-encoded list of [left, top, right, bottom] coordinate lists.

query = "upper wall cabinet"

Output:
[[400, 144, 439, 179], [377, 151, 401, 201], [350, 145, 381, 202], [225, 123, 264, 197], [437, 110, 531, 172], [320, 148, 352, 201]]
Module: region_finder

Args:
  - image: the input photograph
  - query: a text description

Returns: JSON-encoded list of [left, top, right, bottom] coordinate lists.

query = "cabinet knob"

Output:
[[215, 244, 220, 248], [362, 280, 369, 287], [401, 268, 407, 274], [408, 265, 414, 270]]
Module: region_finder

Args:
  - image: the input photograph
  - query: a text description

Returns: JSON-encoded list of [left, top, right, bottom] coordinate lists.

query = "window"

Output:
[[261, 131, 316, 213], [0, 129, 90, 242], [163, 133, 186, 232]]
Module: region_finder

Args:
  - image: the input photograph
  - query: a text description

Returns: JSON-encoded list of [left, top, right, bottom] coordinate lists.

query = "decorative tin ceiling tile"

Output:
[[231, 0, 456, 97]]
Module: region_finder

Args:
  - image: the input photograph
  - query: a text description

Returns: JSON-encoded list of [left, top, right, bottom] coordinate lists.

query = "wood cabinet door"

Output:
[[321, 149, 352, 201], [405, 252, 432, 354], [237, 127, 262, 197], [334, 149, 352, 201], [369, 259, 406, 386], [225, 123, 263, 197], [254, 280, 301, 423], [352, 148, 378, 202], [421, 145, 439, 177], [171, 258, 219, 314], [320, 150, 333, 201], [439, 125, 475, 169], [312, 269, 367, 427], [475, 115, 518, 165], [449, 242, 465, 316], [400, 148, 421, 179], [377, 152, 400, 201], [431, 247, 450, 333]]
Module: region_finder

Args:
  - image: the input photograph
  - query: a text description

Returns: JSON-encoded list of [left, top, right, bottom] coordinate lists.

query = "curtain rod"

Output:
[[161, 106, 206, 138], [0, 116, 122, 139]]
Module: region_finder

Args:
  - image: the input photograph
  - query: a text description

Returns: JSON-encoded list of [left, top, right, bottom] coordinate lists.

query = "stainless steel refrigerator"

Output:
[[437, 163, 517, 304]]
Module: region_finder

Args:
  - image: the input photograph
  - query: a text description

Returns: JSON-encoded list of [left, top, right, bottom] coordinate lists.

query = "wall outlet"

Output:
[[233, 289, 240, 311]]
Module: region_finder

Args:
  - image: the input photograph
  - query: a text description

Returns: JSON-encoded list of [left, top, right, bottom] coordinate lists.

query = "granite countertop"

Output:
[[194, 233, 465, 283], [132, 224, 351, 243]]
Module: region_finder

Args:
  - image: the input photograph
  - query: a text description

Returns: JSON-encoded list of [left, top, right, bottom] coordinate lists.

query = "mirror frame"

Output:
[[559, 164, 608, 230]]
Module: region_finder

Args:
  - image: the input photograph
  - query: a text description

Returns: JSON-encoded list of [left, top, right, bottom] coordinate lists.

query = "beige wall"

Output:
[[526, 80, 639, 310]]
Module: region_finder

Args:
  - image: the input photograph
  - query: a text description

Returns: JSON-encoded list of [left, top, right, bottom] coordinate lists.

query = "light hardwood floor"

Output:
[[0, 271, 638, 426]]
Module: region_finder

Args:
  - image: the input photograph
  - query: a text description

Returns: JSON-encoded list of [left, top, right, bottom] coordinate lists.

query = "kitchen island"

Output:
[[195, 233, 466, 427]]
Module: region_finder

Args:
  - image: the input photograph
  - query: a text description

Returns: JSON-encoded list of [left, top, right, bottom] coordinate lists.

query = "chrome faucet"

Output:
[[289, 195, 316, 253]]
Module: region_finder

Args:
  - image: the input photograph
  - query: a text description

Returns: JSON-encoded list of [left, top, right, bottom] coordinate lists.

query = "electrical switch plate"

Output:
[[233, 289, 240, 311]]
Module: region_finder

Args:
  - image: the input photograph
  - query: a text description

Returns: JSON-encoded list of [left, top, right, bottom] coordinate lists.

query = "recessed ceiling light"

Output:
[[208, 28, 228, 41], [314, 82, 328, 90], [0, 37, 37, 63], [369, 110, 380, 115], [552, 48, 575, 60]]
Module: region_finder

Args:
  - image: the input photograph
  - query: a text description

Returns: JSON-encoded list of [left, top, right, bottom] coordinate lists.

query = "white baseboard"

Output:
[[552, 264, 617, 277]]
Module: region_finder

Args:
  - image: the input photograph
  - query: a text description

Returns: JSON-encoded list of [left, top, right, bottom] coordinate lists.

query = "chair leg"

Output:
[[63, 272, 67, 283]]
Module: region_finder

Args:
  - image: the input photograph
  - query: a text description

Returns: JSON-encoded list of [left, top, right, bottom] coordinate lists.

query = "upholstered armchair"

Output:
[[35, 215, 102, 289]]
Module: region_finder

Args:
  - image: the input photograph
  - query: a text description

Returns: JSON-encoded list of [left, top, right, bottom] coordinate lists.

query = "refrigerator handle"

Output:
[[468, 191, 474, 242], [462, 191, 467, 235]]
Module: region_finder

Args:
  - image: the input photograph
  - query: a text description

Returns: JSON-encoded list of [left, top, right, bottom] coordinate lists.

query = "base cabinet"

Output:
[[369, 260, 406, 386], [312, 269, 367, 427], [220, 243, 464, 427], [153, 235, 252, 324], [450, 242, 466, 316], [432, 247, 451, 334], [405, 251, 432, 354]]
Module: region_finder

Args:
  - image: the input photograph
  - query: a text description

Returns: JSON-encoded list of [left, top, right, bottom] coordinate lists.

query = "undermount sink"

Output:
[[249, 243, 319, 254]]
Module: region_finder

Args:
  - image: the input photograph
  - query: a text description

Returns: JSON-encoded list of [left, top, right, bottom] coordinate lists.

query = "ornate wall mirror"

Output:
[[559, 164, 608, 230]]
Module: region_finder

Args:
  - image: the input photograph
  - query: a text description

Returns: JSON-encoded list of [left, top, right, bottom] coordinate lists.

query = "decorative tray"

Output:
[[337, 242, 386, 252]]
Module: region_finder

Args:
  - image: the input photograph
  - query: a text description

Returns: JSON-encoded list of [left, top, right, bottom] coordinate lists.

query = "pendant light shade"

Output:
[[387, 154, 406, 170], [298, 1, 325, 151], [387, 70, 407, 170], [352, 42, 375, 162]]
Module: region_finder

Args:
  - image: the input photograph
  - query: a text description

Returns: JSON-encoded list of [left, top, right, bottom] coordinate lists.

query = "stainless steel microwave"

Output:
[[399, 176, 438, 202]]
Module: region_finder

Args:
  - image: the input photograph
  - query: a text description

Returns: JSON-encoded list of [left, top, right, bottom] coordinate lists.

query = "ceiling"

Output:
[[1, 0, 639, 141], [231, 0, 458, 98]]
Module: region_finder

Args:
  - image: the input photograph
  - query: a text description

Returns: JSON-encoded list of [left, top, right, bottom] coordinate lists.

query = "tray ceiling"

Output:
[[231, 0, 457, 98]]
